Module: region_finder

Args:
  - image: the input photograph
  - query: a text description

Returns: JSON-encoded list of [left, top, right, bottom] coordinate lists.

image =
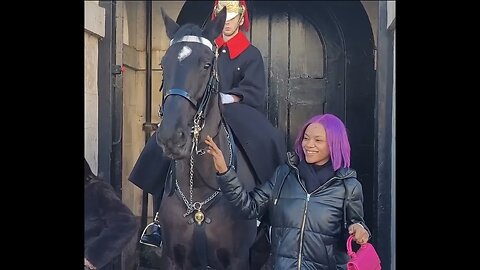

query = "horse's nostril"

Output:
[[155, 133, 164, 148], [177, 129, 186, 141], [168, 129, 187, 148]]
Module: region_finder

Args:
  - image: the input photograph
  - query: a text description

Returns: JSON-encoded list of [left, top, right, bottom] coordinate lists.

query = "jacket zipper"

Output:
[[293, 166, 308, 193], [297, 193, 310, 270], [290, 165, 355, 268]]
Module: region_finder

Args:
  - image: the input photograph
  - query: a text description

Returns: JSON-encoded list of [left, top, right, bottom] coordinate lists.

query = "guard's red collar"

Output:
[[215, 32, 250, 59]]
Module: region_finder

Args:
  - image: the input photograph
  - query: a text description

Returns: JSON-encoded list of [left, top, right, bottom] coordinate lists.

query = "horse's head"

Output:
[[156, 8, 226, 160]]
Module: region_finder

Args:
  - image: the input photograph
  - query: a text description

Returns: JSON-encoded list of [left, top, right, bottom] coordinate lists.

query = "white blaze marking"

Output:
[[177, 46, 192, 62]]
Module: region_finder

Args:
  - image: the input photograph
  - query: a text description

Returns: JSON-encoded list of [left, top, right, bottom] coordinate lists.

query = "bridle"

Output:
[[159, 35, 219, 155]]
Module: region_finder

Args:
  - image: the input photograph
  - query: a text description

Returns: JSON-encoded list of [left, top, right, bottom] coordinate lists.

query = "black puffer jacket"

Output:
[[217, 155, 370, 270]]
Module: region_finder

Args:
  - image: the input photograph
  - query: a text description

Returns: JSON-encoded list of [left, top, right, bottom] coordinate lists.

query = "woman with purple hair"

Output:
[[205, 113, 371, 269]]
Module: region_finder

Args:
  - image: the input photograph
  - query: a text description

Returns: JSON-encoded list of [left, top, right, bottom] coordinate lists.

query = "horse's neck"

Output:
[[194, 92, 225, 176], [202, 93, 222, 138]]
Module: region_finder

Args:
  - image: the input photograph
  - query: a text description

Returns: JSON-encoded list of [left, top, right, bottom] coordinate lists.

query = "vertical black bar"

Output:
[[141, 0, 153, 237], [375, 1, 394, 269], [98, 1, 122, 269], [98, 1, 113, 184], [98, 0, 121, 194], [111, 1, 124, 269], [110, 0, 122, 198]]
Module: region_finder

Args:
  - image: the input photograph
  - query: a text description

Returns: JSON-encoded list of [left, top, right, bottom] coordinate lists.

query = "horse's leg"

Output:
[[207, 247, 250, 270], [160, 242, 196, 270], [205, 207, 256, 269], [159, 255, 177, 270], [227, 256, 250, 270]]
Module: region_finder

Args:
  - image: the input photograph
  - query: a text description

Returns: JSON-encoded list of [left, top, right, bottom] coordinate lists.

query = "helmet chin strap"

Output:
[[234, 14, 244, 32]]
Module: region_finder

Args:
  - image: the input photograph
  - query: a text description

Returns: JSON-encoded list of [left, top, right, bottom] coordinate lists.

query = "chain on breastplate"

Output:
[[175, 123, 233, 219]]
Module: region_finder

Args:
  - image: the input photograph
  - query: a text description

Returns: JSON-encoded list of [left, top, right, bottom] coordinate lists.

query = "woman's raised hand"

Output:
[[205, 135, 228, 174]]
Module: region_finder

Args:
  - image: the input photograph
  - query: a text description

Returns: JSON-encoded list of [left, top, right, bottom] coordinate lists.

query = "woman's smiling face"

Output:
[[302, 123, 330, 165]]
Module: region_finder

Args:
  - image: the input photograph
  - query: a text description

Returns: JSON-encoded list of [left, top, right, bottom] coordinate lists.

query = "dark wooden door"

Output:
[[248, 2, 332, 149]]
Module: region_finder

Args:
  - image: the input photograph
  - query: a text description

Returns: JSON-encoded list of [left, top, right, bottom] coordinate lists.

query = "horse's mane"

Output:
[[172, 23, 204, 40]]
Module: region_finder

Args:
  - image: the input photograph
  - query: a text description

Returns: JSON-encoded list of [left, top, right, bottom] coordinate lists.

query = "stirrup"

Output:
[[139, 212, 162, 248]]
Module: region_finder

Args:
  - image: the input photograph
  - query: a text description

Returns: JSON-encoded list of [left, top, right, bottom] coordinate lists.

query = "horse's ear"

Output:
[[202, 7, 226, 42], [161, 8, 180, 40]]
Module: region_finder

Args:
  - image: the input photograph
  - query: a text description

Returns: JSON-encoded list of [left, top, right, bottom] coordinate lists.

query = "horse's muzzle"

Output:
[[156, 131, 191, 160]]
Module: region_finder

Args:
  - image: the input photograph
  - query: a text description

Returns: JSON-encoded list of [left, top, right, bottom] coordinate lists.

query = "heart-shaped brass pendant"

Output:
[[194, 210, 205, 225]]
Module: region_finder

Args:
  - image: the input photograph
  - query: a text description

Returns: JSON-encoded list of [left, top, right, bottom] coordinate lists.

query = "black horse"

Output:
[[154, 8, 259, 269]]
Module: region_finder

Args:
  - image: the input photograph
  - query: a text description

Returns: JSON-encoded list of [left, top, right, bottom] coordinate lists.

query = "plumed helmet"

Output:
[[211, 0, 250, 32]]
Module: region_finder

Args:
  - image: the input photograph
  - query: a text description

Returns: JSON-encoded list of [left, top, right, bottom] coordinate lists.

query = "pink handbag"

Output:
[[346, 235, 381, 270]]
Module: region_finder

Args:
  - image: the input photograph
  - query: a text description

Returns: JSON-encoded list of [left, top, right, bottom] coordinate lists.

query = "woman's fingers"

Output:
[[355, 230, 369, 245], [205, 135, 221, 154], [205, 135, 228, 173], [348, 223, 369, 245]]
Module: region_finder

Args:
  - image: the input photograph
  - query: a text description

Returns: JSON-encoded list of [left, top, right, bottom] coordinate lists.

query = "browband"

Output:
[[170, 35, 214, 51]]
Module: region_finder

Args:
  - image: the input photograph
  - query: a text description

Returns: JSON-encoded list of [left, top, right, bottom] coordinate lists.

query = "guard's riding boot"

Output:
[[140, 212, 162, 248]]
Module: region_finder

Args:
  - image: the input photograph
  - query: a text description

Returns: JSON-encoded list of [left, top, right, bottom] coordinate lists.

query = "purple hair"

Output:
[[294, 114, 351, 170]]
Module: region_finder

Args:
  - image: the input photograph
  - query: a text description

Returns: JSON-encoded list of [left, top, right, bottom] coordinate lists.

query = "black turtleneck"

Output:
[[298, 159, 335, 193]]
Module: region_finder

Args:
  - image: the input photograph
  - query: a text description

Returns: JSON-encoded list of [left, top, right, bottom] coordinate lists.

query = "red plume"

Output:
[[211, 0, 219, 21], [239, 0, 250, 32]]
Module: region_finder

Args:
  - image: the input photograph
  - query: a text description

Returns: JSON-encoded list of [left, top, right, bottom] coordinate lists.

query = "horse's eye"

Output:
[[204, 63, 211, 69]]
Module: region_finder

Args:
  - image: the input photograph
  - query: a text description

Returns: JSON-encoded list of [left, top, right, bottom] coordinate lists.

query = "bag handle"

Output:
[[342, 180, 348, 230], [346, 235, 356, 258]]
